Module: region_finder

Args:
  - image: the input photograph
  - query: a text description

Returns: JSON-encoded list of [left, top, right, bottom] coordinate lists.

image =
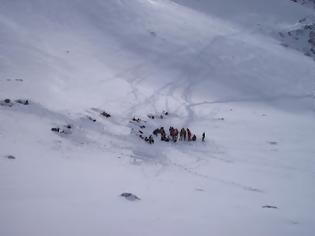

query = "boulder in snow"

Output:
[[51, 125, 72, 135], [5, 155, 16, 160], [100, 111, 111, 118], [262, 205, 278, 209], [0, 99, 14, 107], [120, 193, 141, 201], [15, 99, 29, 105]]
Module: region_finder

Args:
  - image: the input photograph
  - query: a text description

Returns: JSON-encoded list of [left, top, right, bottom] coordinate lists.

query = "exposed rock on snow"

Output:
[[4, 155, 16, 160], [0, 99, 13, 107], [87, 116, 97, 122], [0, 98, 30, 106], [15, 99, 29, 105], [51, 125, 72, 135], [278, 22, 315, 60], [147, 111, 169, 120], [120, 193, 141, 201], [262, 205, 279, 209], [100, 111, 111, 118]]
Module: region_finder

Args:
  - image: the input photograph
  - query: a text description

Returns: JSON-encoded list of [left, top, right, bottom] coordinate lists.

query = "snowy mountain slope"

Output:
[[171, 0, 314, 30], [278, 22, 315, 60], [1, 0, 315, 112], [174, 0, 315, 61], [1, 0, 315, 236]]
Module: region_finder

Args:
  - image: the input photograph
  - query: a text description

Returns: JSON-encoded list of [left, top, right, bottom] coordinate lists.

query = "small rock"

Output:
[[15, 99, 29, 105], [132, 117, 141, 122], [101, 111, 111, 118], [120, 193, 141, 201], [6, 155, 16, 160], [87, 116, 96, 122], [51, 127, 60, 133], [262, 205, 278, 209], [150, 31, 157, 37], [299, 18, 306, 23], [147, 114, 155, 119], [0, 99, 13, 107], [195, 188, 205, 192]]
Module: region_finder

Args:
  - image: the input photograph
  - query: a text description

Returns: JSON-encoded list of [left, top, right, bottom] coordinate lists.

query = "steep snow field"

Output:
[[1, 0, 315, 235]]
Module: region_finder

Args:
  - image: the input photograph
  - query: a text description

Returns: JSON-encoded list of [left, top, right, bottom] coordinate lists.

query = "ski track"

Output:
[[170, 161, 264, 193]]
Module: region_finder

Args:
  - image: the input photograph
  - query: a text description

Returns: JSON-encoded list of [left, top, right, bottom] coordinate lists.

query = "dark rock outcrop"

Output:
[[120, 193, 141, 201]]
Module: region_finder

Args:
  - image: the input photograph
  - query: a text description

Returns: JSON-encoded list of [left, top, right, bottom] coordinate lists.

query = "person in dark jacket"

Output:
[[180, 128, 186, 141], [187, 128, 192, 141], [202, 132, 205, 142], [173, 128, 179, 142], [153, 128, 160, 136]]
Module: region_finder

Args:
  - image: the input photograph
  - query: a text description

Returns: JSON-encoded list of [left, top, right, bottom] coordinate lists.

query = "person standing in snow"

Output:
[[168, 126, 174, 139], [153, 128, 160, 136], [148, 135, 154, 144], [187, 128, 192, 141], [173, 128, 179, 142], [160, 127, 167, 141], [180, 128, 186, 141], [202, 132, 205, 142]]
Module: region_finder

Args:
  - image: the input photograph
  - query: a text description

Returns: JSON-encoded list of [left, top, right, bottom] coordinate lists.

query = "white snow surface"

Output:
[[1, 0, 315, 235]]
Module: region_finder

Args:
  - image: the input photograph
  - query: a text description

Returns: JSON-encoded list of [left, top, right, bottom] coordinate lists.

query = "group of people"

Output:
[[153, 127, 205, 143], [131, 115, 206, 145]]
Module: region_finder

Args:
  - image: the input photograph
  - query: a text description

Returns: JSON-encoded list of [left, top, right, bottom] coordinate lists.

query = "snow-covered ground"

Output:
[[1, 0, 315, 235]]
